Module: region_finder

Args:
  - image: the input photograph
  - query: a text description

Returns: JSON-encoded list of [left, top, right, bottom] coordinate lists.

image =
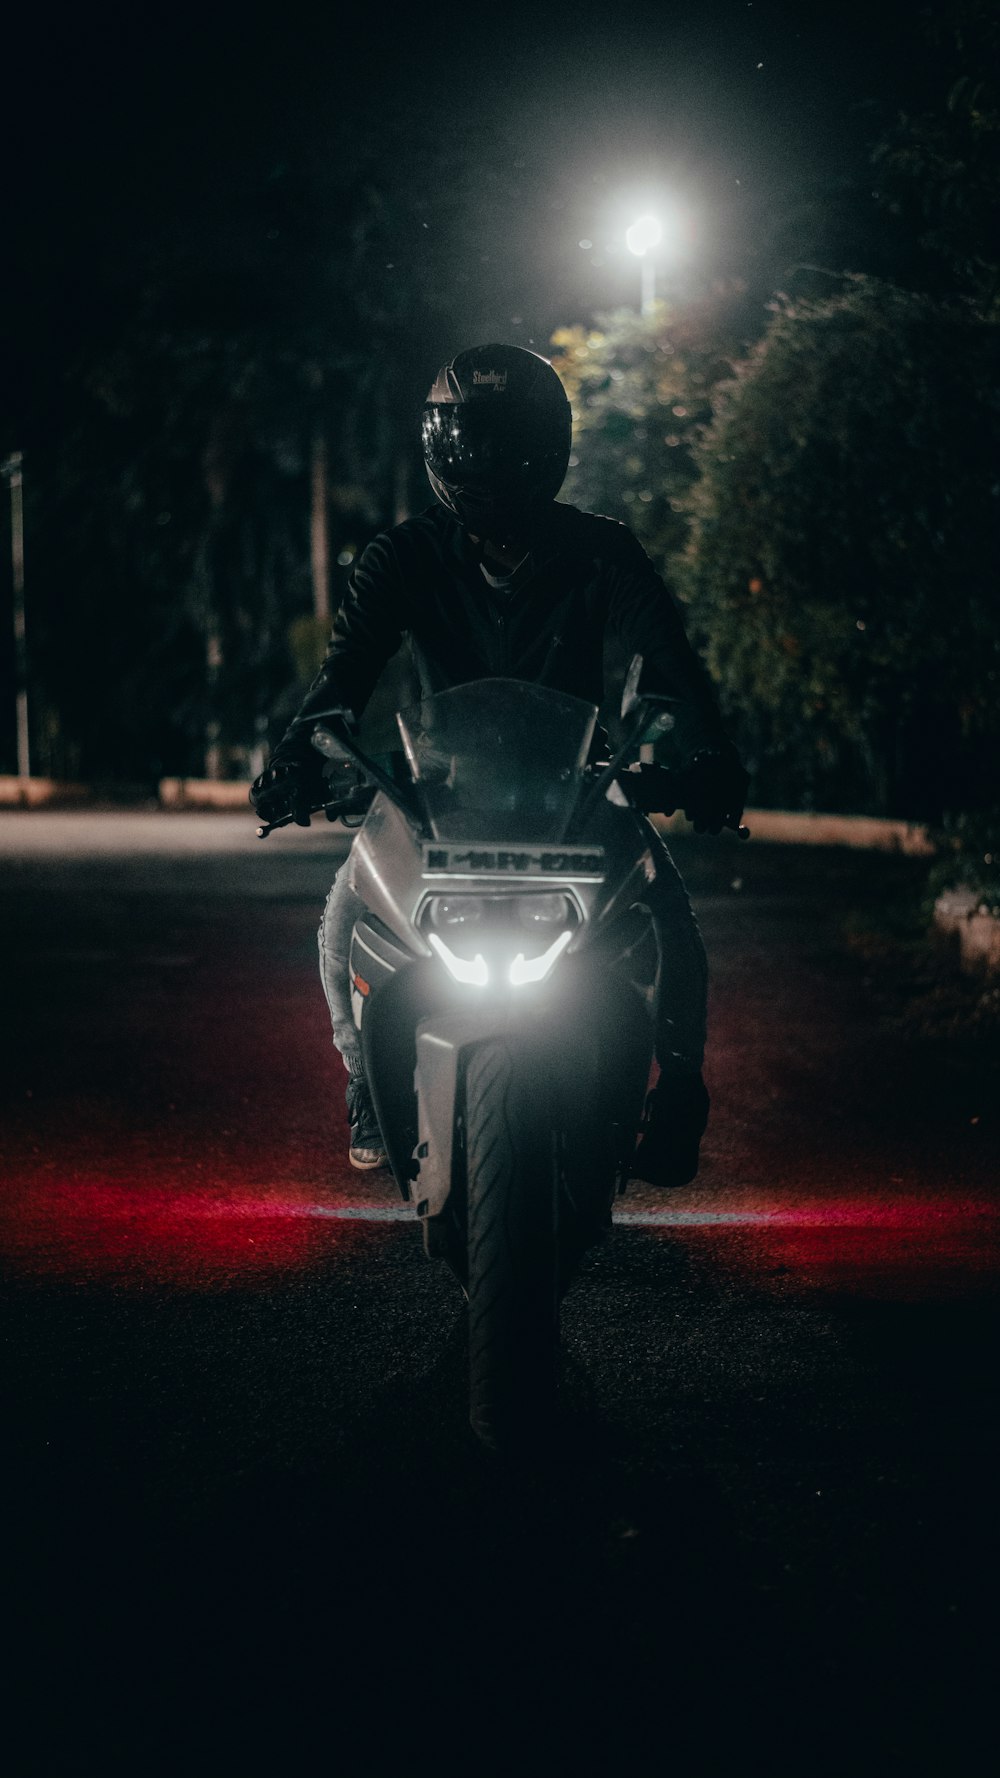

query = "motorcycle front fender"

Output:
[[412, 1009, 508, 1219], [412, 972, 653, 1221], [361, 952, 655, 1215]]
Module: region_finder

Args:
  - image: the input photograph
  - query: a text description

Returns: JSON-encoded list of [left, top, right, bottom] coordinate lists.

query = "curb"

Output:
[[0, 776, 91, 808], [158, 777, 250, 809], [157, 782, 934, 852], [653, 807, 933, 855], [0, 777, 935, 856]]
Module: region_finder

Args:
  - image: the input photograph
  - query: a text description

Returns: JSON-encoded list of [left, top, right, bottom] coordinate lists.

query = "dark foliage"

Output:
[[681, 277, 1000, 817]]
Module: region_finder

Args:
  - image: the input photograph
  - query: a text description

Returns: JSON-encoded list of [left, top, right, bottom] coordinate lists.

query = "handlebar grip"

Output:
[[256, 812, 302, 838], [255, 803, 319, 838]]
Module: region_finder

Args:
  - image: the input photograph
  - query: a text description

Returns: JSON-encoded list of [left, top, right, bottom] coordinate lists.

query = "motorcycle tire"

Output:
[[464, 1039, 565, 1451]]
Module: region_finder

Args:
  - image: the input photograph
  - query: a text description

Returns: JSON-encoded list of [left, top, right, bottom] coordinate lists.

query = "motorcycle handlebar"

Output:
[[257, 803, 322, 838], [256, 777, 750, 842], [618, 762, 750, 840], [255, 789, 373, 838]]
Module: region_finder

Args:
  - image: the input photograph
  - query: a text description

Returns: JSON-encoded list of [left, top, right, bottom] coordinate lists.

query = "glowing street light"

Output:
[[625, 213, 663, 257], [626, 213, 663, 316]]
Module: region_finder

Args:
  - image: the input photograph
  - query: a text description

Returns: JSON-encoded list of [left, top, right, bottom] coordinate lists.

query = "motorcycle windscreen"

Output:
[[396, 679, 598, 841]]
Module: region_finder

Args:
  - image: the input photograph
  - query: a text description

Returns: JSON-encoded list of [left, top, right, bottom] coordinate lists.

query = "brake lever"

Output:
[[255, 790, 373, 838], [255, 801, 326, 839], [257, 811, 302, 839]]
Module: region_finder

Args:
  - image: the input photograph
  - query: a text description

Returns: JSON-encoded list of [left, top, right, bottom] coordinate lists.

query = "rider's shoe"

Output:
[[345, 1071, 389, 1171], [631, 1067, 710, 1189]]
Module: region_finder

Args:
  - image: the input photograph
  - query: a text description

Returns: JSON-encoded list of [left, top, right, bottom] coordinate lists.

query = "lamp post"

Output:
[[625, 213, 663, 316], [624, 216, 663, 762], [2, 452, 29, 779]]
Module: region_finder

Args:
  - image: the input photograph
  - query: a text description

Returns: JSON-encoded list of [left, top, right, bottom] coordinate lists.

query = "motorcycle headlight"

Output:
[[427, 933, 489, 986], [422, 891, 578, 990], [427, 895, 486, 929], [515, 893, 572, 928], [509, 928, 573, 986]]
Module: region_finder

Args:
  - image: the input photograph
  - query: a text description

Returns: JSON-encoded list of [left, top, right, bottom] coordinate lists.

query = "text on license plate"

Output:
[[422, 845, 605, 877]]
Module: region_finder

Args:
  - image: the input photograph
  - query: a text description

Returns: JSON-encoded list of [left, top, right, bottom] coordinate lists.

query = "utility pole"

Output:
[[3, 452, 30, 778], [626, 213, 662, 319], [641, 259, 655, 317], [310, 428, 331, 625]]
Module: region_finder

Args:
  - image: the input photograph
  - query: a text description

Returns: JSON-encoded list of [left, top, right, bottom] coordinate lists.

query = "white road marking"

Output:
[[304, 1203, 992, 1228], [304, 1205, 766, 1225]]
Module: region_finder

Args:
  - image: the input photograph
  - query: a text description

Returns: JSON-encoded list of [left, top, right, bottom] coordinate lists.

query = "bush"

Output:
[[927, 806, 1000, 915], [680, 276, 1000, 817]]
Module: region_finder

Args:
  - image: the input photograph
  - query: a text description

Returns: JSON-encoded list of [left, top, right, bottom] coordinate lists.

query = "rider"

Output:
[[251, 343, 748, 1182]]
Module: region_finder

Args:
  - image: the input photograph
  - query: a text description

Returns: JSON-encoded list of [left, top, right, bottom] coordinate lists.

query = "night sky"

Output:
[[5, 0, 940, 437]]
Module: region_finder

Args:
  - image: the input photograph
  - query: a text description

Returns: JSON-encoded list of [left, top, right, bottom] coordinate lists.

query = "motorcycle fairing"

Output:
[[348, 795, 434, 959], [360, 942, 657, 1214], [348, 915, 414, 1032], [345, 680, 670, 1217], [351, 789, 662, 972]]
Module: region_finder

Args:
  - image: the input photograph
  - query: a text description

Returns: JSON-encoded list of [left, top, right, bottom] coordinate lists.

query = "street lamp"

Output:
[[1, 452, 29, 779], [624, 213, 663, 762], [626, 213, 663, 316]]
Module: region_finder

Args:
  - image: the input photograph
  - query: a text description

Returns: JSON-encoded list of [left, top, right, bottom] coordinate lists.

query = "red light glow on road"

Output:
[[0, 1175, 376, 1289], [0, 1164, 995, 1299], [637, 1199, 1000, 1302]]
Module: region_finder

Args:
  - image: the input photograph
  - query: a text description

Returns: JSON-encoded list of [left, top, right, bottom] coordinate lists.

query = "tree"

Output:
[[680, 276, 1000, 817], [12, 107, 528, 780], [549, 287, 752, 571], [872, 1, 1000, 316], [26, 330, 315, 784], [547, 289, 754, 734]]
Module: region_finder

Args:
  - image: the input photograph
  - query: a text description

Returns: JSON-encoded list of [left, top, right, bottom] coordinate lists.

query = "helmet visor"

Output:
[[421, 403, 535, 486]]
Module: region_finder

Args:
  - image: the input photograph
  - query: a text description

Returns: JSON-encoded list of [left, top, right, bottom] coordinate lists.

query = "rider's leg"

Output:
[[318, 860, 388, 1168], [318, 860, 364, 1062], [646, 825, 708, 1073], [632, 822, 711, 1187]]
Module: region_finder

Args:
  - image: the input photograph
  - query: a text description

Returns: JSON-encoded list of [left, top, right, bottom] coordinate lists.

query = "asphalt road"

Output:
[[1, 812, 997, 1775]]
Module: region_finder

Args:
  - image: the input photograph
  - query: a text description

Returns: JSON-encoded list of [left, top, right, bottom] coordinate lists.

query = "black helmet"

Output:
[[421, 343, 572, 539]]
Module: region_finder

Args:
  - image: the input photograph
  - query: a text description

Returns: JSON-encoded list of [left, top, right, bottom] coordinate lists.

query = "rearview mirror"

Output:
[[311, 723, 355, 762], [620, 653, 679, 740], [620, 653, 644, 721]]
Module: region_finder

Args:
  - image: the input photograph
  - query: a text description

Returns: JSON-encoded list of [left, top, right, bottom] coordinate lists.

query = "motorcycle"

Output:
[[258, 658, 747, 1448]]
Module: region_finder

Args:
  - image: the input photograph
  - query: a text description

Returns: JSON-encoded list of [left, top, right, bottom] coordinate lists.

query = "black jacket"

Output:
[[274, 501, 729, 772]]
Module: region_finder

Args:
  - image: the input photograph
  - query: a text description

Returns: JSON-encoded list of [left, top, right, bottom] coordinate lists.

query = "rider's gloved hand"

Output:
[[250, 760, 315, 827], [620, 762, 681, 816], [681, 746, 750, 835]]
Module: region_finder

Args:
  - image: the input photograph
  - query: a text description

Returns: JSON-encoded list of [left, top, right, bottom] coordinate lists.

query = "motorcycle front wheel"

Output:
[[464, 1039, 564, 1451]]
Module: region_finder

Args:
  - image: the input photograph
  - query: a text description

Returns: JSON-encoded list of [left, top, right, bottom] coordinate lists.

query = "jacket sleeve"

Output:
[[605, 529, 730, 762], [270, 531, 408, 768]]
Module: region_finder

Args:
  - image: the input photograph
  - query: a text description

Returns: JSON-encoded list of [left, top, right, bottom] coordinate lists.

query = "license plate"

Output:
[[421, 844, 605, 879]]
